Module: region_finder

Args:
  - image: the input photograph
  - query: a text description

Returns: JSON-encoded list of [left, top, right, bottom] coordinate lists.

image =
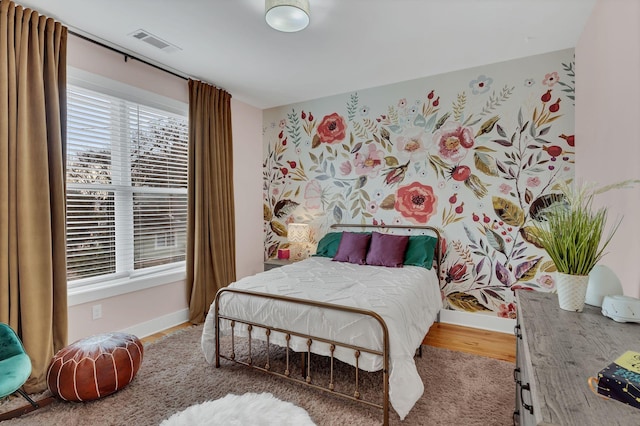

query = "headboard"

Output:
[[329, 223, 443, 274]]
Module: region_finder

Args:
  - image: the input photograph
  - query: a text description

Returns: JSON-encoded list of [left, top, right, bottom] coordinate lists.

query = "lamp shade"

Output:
[[265, 0, 310, 32], [288, 223, 310, 243], [585, 265, 624, 307]]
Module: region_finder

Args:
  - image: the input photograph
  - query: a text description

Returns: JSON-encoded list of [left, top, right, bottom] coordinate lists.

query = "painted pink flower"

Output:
[[339, 161, 352, 176], [395, 126, 429, 161], [537, 274, 555, 290], [367, 200, 379, 214], [279, 119, 286, 129], [394, 182, 438, 224], [354, 144, 384, 177], [498, 303, 517, 319], [527, 177, 541, 187], [433, 121, 474, 163], [304, 180, 322, 209], [398, 98, 407, 108], [316, 113, 347, 144], [499, 183, 512, 194], [542, 72, 560, 87]]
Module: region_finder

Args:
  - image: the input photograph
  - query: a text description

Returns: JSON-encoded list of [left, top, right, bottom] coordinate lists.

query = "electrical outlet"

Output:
[[92, 304, 102, 320]]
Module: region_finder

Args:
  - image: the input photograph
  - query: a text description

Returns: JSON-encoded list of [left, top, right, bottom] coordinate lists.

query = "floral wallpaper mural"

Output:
[[263, 49, 576, 319]]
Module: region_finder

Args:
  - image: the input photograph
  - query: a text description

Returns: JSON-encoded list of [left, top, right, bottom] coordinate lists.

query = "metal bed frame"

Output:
[[213, 224, 442, 425]]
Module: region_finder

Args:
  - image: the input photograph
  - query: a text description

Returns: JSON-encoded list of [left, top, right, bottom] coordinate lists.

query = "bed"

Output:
[[201, 224, 443, 424]]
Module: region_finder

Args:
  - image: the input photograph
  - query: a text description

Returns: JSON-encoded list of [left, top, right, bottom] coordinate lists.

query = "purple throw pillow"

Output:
[[333, 232, 371, 265], [366, 232, 409, 267]]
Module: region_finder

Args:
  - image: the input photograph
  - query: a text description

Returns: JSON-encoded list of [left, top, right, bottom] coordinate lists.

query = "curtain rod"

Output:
[[68, 30, 189, 81]]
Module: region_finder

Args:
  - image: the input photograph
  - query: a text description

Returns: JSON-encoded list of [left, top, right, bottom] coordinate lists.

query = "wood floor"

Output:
[[422, 322, 516, 363], [142, 321, 516, 363]]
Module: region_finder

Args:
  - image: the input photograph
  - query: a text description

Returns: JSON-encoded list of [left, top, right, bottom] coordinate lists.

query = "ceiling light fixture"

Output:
[[265, 0, 310, 33]]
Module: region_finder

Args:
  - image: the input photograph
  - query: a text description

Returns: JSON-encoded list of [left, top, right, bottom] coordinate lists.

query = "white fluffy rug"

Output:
[[160, 392, 316, 426]]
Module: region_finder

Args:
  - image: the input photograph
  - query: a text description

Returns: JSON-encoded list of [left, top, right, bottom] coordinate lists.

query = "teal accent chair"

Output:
[[0, 323, 37, 407]]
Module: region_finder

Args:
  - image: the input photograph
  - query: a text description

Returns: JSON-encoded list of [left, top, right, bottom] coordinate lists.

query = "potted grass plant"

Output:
[[533, 179, 638, 312]]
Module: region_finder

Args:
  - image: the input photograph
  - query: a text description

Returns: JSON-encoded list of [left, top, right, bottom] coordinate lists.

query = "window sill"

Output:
[[67, 266, 186, 307]]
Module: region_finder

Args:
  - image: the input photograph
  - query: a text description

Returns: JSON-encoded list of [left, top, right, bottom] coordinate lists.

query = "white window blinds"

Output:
[[66, 85, 188, 284]]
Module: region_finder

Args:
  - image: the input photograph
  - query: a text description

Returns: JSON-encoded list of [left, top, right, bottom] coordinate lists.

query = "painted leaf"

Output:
[[270, 220, 287, 237], [515, 257, 541, 281], [492, 196, 525, 227], [413, 114, 427, 127], [473, 146, 497, 153], [351, 141, 363, 154], [517, 109, 524, 128], [465, 174, 488, 198], [333, 205, 343, 223], [463, 223, 477, 244], [434, 111, 451, 131], [524, 188, 533, 204], [388, 125, 402, 134], [540, 259, 557, 273], [495, 262, 513, 286], [355, 175, 367, 189], [263, 204, 273, 222], [384, 156, 399, 167], [380, 127, 391, 141], [496, 123, 507, 138], [267, 243, 278, 259], [529, 193, 568, 222], [485, 227, 506, 255], [519, 226, 543, 249], [312, 134, 321, 148], [447, 292, 492, 313], [425, 113, 438, 131], [491, 139, 513, 147], [474, 152, 499, 176], [273, 199, 299, 218], [475, 115, 500, 137], [483, 288, 505, 302], [380, 194, 396, 210]]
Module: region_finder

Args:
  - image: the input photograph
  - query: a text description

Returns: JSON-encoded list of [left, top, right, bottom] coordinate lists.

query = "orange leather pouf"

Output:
[[47, 332, 144, 402]]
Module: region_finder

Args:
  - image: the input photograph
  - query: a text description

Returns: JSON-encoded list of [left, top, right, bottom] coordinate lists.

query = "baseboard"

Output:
[[120, 308, 190, 338], [439, 309, 516, 334]]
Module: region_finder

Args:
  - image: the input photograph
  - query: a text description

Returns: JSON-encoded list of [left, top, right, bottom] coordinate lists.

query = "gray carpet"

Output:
[[1, 325, 515, 425]]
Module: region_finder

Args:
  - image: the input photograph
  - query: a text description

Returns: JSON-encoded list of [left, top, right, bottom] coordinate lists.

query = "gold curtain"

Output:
[[0, 1, 68, 392], [186, 79, 236, 324]]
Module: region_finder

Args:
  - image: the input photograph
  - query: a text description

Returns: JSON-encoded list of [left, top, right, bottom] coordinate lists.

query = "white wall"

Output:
[[66, 35, 264, 342], [576, 0, 640, 298]]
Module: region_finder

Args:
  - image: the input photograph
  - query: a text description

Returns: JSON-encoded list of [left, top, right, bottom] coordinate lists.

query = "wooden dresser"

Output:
[[515, 290, 640, 425]]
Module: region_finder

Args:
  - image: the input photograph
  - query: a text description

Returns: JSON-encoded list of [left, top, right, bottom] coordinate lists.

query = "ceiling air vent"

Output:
[[129, 29, 181, 53]]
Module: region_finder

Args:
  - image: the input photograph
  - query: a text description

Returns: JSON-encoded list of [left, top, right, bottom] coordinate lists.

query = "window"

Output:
[[66, 84, 188, 286]]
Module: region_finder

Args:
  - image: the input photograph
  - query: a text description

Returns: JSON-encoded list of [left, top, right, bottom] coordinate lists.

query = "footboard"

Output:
[[213, 288, 391, 425]]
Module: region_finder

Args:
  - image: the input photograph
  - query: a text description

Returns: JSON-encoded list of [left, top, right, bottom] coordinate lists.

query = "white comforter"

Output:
[[201, 257, 442, 420]]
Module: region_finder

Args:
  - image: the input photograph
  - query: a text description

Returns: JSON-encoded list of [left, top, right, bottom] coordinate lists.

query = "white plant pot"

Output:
[[556, 272, 589, 312]]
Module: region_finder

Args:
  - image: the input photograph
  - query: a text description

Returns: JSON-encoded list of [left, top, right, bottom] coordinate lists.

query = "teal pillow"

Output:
[[404, 235, 438, 269], [314, 232, 343, 258]]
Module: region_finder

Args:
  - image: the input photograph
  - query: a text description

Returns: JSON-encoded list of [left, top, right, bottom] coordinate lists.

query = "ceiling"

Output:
[[17, 0, 597, 109]]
